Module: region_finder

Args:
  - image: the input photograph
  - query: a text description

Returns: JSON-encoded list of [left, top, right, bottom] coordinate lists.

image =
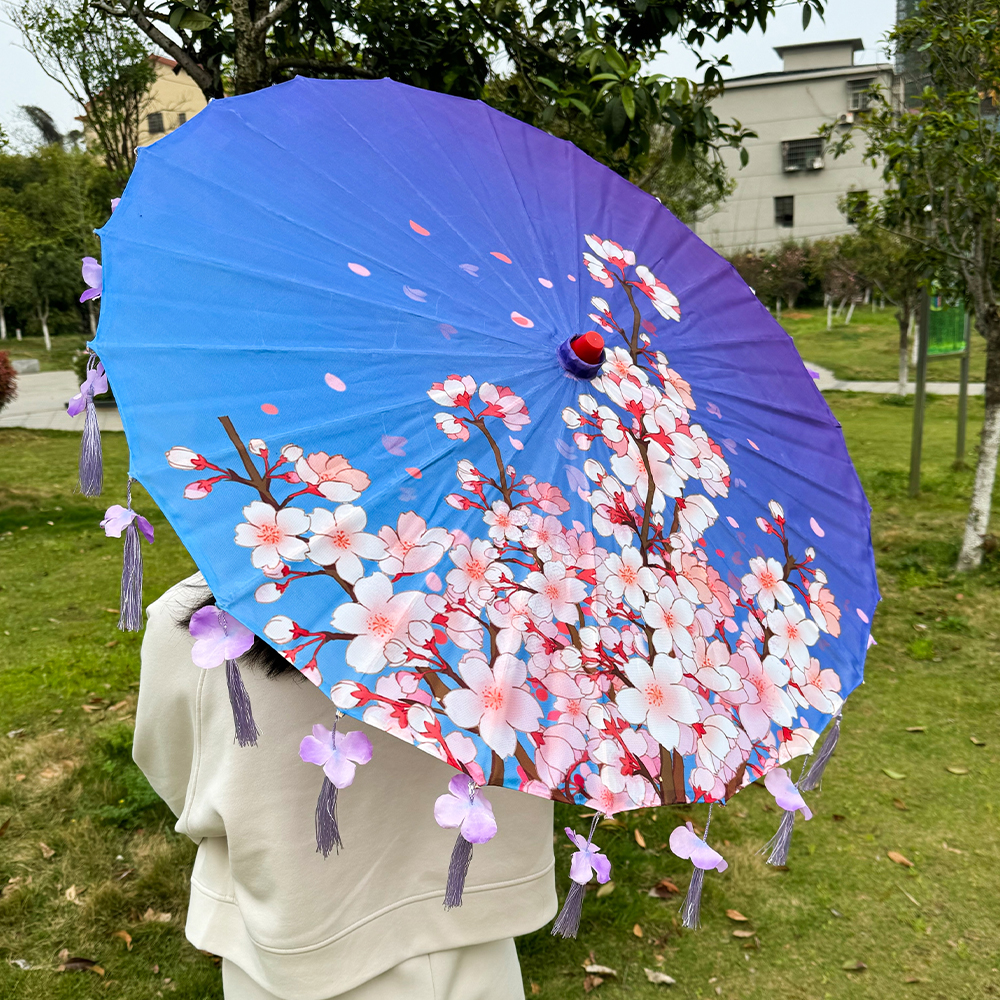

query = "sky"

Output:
[[1, 0, 896, 143]]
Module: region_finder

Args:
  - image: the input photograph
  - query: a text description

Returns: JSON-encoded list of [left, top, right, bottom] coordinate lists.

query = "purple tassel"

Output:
[[799, 715, 841, 792], [79, 393, 103, 496], [444, 832, 474, 909], [226, 658, 259, 747], [315, 775, 343, 857], [680, 866, 706, 929], [763, 809, 796, 866], [552, 813, 606, 939], [118, 517, 144, 631], [551, 881, 587, 938]]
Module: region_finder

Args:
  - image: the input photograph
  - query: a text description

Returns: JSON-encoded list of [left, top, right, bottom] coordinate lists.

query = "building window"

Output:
[[178, 112, 187, 126], [848, 78, 875, 111], [845, 190, 869, 224], [147, 112, 165, 134], [774, 196, 794, 228], [781, 138, 824, 172]]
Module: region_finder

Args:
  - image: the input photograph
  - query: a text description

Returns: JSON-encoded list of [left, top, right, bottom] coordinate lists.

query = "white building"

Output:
[[695, 39, 897, 251]]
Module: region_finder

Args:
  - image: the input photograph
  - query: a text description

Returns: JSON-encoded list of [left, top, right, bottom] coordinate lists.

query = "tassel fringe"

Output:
[[315, 776, 343, 857], [799, 716, 841, 792], [551, 881, 587, 938], [680, 867, 706, 929], [79, 395, 103, 496], [118, 519, 143, 631], [444, 832, 474, 909], [763, 809, 796, 866], [226, 658, 259, 747]]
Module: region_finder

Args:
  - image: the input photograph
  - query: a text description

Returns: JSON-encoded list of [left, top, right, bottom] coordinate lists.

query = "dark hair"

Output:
[[176, 582, 295, 678]]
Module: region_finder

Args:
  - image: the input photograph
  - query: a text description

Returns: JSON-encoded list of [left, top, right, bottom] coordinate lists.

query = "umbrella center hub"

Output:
[[557, 333, 606, 379]]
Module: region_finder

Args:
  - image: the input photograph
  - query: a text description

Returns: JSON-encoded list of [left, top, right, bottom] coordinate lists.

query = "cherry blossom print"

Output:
[[484, 500, 528, 543], [525, 561, 587, 623], [491, 251, 512, 263], [856, 607, 869, 624], [382, 435, 407, 457], [299, 725, 373, 787], [443, 651, 541, 757], [409, 220, 430, 235], [434, 774, 497, 844], [726, 648, 796, 741], [347, 263, 371, 277], [742, 557, 794, 612], [510, 312, 534, 328], [428, 374, 477, 408], [447, 539, 499, 602], [669, 822, 728, 871], [564, 827, 612, 884], [766, 604, 820, 669], [632, 265, 680, 321], [331, 573, 429, 674], [792, 658, 843, 714], [809, 517, 825, 537], [234, 502, 310, 568], [378, 512, 453, 577], [616, 655, 700, 751], [597, 546, 657, 610], [763, 767, 812, 819], [479, 383, 530, 430], [294, 451, 370, 502], [808, 580, 842, 636], [538, 277, 553, 288], [642, 591, 696, 657], [307, 505, 386, 582], [325, 373, 347, 390], [261, 403, 279, 415], [403, 286, 427, 302], [584, 234, 636, 271]]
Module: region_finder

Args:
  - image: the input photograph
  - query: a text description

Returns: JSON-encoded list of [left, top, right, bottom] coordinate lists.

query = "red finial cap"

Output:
[[571, 331, 605, 365]]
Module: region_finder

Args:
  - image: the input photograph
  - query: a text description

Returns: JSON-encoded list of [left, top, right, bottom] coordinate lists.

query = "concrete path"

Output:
[[803, 361, 984, 396], [0, 370, 123, 432]]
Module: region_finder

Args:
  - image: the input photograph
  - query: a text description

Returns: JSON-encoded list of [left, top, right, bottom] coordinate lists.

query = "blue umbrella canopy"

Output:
[[93, 77, 877, 818]]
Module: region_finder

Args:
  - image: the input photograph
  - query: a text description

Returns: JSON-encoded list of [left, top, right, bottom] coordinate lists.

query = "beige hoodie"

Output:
[[133, 576, 557, 1000]]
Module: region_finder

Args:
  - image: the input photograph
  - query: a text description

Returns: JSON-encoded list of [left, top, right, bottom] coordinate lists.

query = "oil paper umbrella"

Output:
[[88, 77, 877, 933]]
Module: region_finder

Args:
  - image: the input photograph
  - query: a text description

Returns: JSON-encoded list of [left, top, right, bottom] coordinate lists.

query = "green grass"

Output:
[[779, 307, 986, 384], [2, 400, 1000, 999], [2, 335, 89, 374]]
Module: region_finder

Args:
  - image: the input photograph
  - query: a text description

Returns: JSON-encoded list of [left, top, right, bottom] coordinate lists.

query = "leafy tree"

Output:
[[831, 0, 1000, 569], [89, 0, 822, 187], [9, 0, 156, 180]]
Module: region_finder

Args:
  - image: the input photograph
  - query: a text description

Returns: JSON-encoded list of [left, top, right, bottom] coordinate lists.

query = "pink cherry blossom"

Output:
[[234, 501, 310, 568], [793, 658, 843, 714], [535, 723, 588, 787], [307, 504, 385, 582], [687, 637, 740, 692], [525, 561, 587, 623], [428, 374, 477, 408], [165, 446, 205, 470], [632, 265, 680, 321], [521, 513, 569, 561], [434, 412, 470, 441], [642, 591, 696, 657], [808, 580, 842, 636], [729, 649, 796, 741], [299, 725, 373, 787], [295, 452, 370, 502], [766, 604, 820, 669], [483, 500, 528, 542], [616, 654, 700, 751], [378, 511, 453, 576], [742, 557, 794, 611], [479, 383, 530, 430], [583, 252, 614, 287], [446, 539, 499, 602], [330, 573, 429, 674], [584, 234, 636, 271], [597, 545, 657, 610], [582, 771, 633, 816], [443, 651, 541, 757]]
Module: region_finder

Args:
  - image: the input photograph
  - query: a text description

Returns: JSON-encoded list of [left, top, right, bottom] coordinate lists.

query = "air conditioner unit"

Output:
[[842, 111, 855, 124], [811, 157, 824, 170]]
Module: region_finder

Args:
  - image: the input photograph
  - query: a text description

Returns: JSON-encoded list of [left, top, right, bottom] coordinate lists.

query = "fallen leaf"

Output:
[[596, 881, 615, 898], [0, 818, 9, 837], [726, 909, 749, 921], [905, 726, 925, 733], [942, 841, 964, 854], [582, 974, 604, 992], [141, 908, 172, 923], [107, 701, 128, 712], [583, 965, 618, 976], [893, 799, 908, 811], [113, 930, 133, 950], [830, 908, 843, 917], [80, 705, 101, 714], [530, 984, 541, 996], [58, 949, 70, 963], [633, 923, 644, 938], [14, 774, 26, 782], [644, 969, 676, 985], [832, 814, 846, 821], [888, 851, 914, 867], [105, 640, 118, 648], [104, 608, 119, 614], [970, 737, 985, 746], [882, 769, 906, 780], [65, 885, 84, 905], [58, 957, 104, 974], [6, 728, 25, 739], [898, 887, 920, 907], [732, 929, 755, 938], [946, 766, 969, 775], [903, 976, 926, 983], [114, 868, 135, 881], [634, 829, 646, 848], [8, 959, 32, 970], [648, 879, 680, 898], [39, 842, 55, 859], [842, 960, 867, 972]]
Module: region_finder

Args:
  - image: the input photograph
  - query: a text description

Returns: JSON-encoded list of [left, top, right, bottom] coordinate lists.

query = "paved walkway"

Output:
[[804, 361, 984, 396], [0, 371, 123, 432]]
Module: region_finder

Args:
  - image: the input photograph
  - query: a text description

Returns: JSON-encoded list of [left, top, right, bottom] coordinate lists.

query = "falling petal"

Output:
[[324, 373, 346, 391], [491, 251, 512, 263], [810, 517, 825, 537], [409, 220, 430, 235], [426, 572, 443, 592], [509, 435, 524, 451], [538, 278, 553, 288], [511, 311, 534, 328], [382, 435, 407, 456], [555, 439, 575, 459], [641, 319, 655, 334], [747, 438, 759, 451], [735, 478, 747, 488], [721, 438, 737, 455], [726, 516, 739, 528], [567, 274, 577, 281], [707, 402, 722, 418], [404, 286, 427, 302], [439, 323, 457, 339], [856, 608, 870, 623], [399, 487, 417, 501], [565, 465, 587, 492], [459, 264, 479, 276], [348, 262, 371, 276], [405, 467, 422, 478], [261, 403, 279, 415]]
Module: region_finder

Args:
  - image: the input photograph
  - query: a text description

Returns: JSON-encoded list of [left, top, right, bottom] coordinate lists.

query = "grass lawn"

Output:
[[2, 396, 999, 999], [778, 307, 987, 384], [2, 336, 89, 375]]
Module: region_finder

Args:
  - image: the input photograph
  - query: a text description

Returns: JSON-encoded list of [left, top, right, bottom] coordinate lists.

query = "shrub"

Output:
[[0, 351, 17, 413]]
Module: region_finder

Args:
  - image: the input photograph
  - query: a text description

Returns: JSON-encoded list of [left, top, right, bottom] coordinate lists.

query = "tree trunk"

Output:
[[775, 298, 781, 320], [910, 313, 918, 367], [0, 300, 6, 340], [232, 0, 270, 95], [827, 303, 833, 330], [37, 298, 51, 351], [957, 316, 1000, 570], [87, 300, 97, 337], [844, 300, 856, 325], [897, 311, 910, 395]]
